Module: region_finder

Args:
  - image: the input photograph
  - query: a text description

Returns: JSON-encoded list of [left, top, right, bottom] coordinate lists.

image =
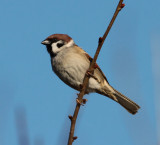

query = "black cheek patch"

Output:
[[57, 43, 64, 48], [46, 45, 52, 54], [46, 45, 56, 57]]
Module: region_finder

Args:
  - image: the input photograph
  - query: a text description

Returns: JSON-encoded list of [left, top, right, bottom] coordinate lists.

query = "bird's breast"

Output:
[[51, 50, 90, 84]]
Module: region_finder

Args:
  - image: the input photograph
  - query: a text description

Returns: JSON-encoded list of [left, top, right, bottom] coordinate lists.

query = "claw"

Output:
[[86, 71, 93, 77], [86, 71, 101, 83]]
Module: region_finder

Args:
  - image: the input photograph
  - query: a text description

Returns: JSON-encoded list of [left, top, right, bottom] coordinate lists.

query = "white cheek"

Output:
[[51, 43, 60, 54], [51, 40, 74, 54]]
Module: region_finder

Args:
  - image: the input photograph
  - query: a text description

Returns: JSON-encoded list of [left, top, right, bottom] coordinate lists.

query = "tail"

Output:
[[100, 88, 140, 115]]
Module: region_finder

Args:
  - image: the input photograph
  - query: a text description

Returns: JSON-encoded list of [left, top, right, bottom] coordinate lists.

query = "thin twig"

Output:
[[67, 1, 124, 145]]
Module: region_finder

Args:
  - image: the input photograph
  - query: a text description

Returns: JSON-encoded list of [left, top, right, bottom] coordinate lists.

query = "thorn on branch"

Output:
[[121, 3, 125, 8], [118, 3, 125, 11], [73, 136, 78, 142], [82, 99, 88, 104], [68, 115, 73, 121], [76, 97, 87, 105], [98, 37, 103, 44]]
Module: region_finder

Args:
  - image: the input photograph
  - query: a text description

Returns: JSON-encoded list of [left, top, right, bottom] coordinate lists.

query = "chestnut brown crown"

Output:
[[41, 34, 72, 45]]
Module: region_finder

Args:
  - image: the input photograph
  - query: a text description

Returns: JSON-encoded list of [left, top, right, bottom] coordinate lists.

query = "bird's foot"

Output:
[[86, 71, 100, 83], [86, 71, 96, 79]]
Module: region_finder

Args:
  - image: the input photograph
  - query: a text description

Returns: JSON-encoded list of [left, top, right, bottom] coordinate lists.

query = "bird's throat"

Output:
[[47, 45, 57, 57]]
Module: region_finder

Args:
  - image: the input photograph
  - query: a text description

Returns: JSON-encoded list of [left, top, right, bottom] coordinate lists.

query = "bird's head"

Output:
[[41, 34, 74, 57]]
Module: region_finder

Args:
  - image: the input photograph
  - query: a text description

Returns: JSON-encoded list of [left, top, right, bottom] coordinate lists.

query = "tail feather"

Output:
[[113, 89, 140, 114], [100, 88, 140, 115]]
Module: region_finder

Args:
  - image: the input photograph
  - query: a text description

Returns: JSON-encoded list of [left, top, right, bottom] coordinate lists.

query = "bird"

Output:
[[41, 34, 140, 114]]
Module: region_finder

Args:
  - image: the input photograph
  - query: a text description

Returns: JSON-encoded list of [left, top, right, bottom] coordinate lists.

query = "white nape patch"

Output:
[[51, 40, 74, 54], [64, 40, 74, 48]]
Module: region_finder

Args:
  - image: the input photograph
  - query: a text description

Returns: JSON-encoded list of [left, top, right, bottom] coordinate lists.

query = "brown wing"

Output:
[[83, 52, 110, 85], [73, 45, 110, 87]]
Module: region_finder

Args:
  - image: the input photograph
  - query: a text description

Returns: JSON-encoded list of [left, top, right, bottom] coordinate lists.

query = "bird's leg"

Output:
[[86, 70, 95, 78], [86, 70, 101, 83]]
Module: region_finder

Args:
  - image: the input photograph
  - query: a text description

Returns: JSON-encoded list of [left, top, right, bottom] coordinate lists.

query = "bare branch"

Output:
[[67, 1, 125, 145]]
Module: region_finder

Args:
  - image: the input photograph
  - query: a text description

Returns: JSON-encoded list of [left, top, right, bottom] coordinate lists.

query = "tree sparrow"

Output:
[[41, 34, 140, 114]]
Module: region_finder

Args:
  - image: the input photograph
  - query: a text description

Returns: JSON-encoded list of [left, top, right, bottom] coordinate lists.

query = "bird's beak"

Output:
[[41, 40, 50, 45]]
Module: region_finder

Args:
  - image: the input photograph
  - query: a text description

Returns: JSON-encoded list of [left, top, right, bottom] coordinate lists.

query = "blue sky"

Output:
[[0, 0, 160, 145]]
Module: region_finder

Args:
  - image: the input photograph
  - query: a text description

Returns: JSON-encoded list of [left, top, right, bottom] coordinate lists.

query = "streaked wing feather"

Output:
[[82, 51, 110, 84]]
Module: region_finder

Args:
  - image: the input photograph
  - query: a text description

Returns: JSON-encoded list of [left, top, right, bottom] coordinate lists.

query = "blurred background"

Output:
[[0, 0, 159, 145]]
